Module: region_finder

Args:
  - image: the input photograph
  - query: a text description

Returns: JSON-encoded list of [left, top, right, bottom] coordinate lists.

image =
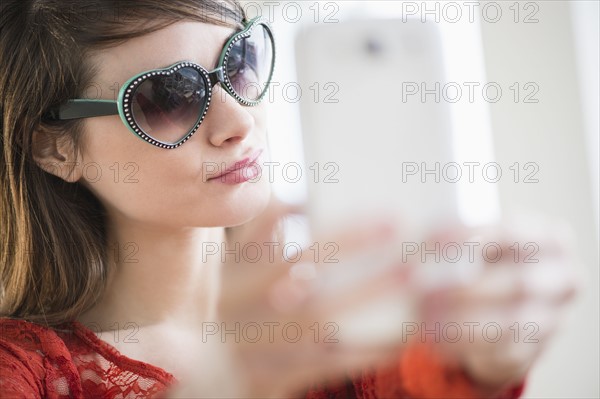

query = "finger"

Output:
[[222, 197, 306, 300], [313, 267, 418, 347], [266, 256, 410, 316], [431, 262, 578, 307], [257, 219, 402, 307], [421, 218, 575, 268], [520, 262, 579, 305], [229, 218, 406, 318], [421, 290, 565, 350], [308, 216, 399, 261]]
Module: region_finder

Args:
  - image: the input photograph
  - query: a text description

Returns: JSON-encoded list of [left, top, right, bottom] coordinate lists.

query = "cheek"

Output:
[[78, 117, 272, 228], [77, 119, 164, 222], [253, 101, 269, 130]]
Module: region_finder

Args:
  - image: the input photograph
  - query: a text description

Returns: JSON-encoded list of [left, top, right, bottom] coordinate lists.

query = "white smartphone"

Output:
[[295, 18, 461, 344], [296, 17, 459, 235]]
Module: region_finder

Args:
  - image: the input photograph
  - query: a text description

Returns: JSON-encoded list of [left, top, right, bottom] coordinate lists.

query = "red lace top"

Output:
[[0, 318, 525, 398]]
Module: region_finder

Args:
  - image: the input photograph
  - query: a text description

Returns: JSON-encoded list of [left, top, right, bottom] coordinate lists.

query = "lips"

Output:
[[207, 149, 263, 184]]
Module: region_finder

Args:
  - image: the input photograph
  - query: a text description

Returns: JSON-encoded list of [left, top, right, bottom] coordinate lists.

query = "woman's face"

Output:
[[77, 20, 272, 228]]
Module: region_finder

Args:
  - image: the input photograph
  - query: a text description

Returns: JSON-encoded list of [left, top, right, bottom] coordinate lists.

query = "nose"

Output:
[[202, 68, 254, 147]]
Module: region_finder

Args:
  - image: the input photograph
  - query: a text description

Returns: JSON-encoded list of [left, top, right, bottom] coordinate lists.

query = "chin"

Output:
[[199, 182, 273, 228], [225, 190, 272, 227]]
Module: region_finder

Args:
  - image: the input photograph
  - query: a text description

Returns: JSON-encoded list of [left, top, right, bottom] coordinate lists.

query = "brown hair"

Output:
[[0, 0, 245, 326]]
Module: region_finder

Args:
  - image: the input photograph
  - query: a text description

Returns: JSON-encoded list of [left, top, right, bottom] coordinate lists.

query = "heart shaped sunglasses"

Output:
[[46, 17, 275, 149]]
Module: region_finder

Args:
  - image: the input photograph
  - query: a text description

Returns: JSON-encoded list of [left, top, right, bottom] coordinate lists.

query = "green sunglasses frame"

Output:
[[47, 16, 275, 149]]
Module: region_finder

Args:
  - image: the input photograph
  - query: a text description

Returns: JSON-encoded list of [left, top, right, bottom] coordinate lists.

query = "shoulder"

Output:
[[0, 317, 79, 398], [0, 317, 64, 348], [0, 317, 74, 363], [0, 318, 51, 397]]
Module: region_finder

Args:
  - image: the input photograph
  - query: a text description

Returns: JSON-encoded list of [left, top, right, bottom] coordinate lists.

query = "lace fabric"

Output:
[[0, 318, 525, 398], [0, 318, 174, 398]]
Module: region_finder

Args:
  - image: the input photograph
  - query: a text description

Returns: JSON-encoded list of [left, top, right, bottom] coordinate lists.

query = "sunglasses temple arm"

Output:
[[54, 99, 119, 120]]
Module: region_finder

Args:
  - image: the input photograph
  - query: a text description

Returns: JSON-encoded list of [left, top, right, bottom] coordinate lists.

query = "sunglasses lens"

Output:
[[226, 23, 274, 102], [130, 67, 207, 144]]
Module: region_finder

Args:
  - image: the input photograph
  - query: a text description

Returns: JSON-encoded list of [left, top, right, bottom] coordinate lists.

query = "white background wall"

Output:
[[241, 1, 599, 397], [479, 1, 599, 397]]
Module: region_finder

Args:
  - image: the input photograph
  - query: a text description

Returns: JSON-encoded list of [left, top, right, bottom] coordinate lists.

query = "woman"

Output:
[[0, 0, 577, 398]]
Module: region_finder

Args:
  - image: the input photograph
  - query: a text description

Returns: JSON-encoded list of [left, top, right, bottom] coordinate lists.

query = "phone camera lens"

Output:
[[365, 37, 384, 56]]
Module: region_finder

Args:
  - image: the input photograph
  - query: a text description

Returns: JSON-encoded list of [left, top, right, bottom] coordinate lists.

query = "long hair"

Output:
[[0, 0, 245, 326]]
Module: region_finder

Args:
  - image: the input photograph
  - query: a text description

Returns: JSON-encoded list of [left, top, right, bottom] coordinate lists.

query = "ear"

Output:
[[31, 129, 84, 183]]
